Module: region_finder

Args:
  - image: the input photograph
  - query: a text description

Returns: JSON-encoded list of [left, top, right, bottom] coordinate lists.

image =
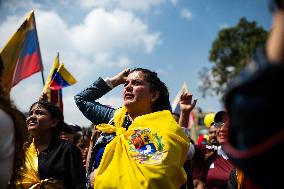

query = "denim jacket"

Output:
[[74, 77, 131, 188]]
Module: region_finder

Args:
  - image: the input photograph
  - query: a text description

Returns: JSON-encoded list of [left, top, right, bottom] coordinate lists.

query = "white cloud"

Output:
[[170, 0, 179, 6], [62, 93, 93, 127], [99, 95, 123, 109], [180, 8, 193, 20], [70, 8, 160, 55], [1, 7, 161, 126], [95, 52, 132, 68]]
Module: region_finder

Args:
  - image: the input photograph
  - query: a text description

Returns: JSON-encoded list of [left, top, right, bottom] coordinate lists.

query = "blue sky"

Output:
[[0, 0, 272, 126]]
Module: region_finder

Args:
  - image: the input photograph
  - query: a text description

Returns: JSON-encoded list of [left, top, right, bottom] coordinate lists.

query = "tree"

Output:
[[198, 17, 268, 97]]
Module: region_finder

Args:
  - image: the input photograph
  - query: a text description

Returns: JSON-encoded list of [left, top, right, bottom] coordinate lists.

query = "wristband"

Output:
[[104, 77, 113, 88]]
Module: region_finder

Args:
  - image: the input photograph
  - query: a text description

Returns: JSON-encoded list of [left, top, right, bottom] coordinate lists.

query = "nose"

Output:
[[26, 113, 36, 123], [124, 82, 133, 91]]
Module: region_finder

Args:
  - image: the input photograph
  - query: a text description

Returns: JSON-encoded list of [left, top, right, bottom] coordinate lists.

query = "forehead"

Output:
[[127, 71, 145, 80], [209, 126, 218, 131], [30, 104, 47, 111]]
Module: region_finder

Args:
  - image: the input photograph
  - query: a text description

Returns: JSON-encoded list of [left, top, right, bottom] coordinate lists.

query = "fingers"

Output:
[[39, 92, 48, 101], [120, 68, 130, 78], [180, 92, 193, 103]]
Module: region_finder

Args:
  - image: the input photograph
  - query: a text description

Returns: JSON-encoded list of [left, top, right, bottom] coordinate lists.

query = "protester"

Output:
[[75, 68, 190, 189], [174, 91, 197, 189], [60, 122, 82, 145], [14, 100, 86, 188], [76, 128, 92, 168], [223, 0, 284, 188], [208, 123, 219, 146], [0, 59, 28, 189], [188, 111, 234, 189]]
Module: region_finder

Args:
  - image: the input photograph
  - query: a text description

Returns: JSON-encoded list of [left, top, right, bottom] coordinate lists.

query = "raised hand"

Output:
[[110, 68, 131, 87], [179, 92, 197, 113]]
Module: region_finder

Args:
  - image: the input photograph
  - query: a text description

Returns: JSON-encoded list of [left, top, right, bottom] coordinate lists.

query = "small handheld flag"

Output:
[[43, 53, 63, 110], [49, 63, 77, 90], [172, 82, 188, 114]]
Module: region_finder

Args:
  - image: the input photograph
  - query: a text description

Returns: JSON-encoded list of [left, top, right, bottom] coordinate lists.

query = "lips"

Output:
[[27, 120, 38, 127], [124, 93, 134, 99]]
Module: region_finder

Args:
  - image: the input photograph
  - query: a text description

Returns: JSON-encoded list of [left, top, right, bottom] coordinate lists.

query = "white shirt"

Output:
[[0, 108, 15, 188]]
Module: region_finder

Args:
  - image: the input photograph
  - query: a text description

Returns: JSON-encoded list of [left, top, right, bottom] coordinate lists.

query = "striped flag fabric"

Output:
[[0, 10, 43, 95], [49, 63, 77, 90], [172, 82, 188, 114], [43, 53, 63, 110], [172, 82, 195, 128]]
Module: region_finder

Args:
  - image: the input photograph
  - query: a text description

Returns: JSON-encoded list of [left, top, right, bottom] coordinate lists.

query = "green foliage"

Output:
[[199, 17, 268, 97]]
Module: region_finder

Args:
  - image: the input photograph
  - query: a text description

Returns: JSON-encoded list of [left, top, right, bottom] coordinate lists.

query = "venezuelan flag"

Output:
[[0, 11, 43, 95], [43, 53, 63, 110], [49, 63, 77, 90]]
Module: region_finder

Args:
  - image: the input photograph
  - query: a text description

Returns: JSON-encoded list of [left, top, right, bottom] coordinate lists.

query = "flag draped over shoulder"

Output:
[[43, 54, 63, 110], [49, 64, 77, 90], [0, 11, 43, 95], [94, 107, 190, 189]]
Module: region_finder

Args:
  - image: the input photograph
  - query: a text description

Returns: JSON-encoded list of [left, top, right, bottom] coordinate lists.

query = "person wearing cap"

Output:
[[60, 123, 82, 145], [187, 110, 234, 189]]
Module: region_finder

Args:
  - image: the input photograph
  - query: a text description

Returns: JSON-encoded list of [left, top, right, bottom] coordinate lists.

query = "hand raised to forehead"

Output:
[[110, 68, 131, 87]]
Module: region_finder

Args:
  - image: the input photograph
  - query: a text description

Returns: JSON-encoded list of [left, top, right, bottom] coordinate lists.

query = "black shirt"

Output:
[[38, 137, 86, 189]]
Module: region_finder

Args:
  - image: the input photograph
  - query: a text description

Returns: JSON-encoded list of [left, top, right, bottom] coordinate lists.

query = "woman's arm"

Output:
[[74, 68, 130, 125], [267, 9, 284, 63], [178, 92, 197, 128], [74, 77, 115, 124]]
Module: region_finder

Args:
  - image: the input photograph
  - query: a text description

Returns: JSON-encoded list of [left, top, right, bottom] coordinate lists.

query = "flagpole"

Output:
[[40, 70, 45, 86], [31, 10, 45, 86]]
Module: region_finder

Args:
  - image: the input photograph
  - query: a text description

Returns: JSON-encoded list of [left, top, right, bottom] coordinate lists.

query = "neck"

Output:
[[127, 107, 152, 121], [33, 131, 53, 152]]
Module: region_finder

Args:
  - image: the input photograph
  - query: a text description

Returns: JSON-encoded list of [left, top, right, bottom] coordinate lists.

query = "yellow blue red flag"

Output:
[[0, 10, 43, 95], [49, 63, 77, 90], [43, 53, 63, 110]]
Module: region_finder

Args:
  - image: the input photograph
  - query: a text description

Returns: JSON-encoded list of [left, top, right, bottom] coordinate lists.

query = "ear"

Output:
[[51, 118, 59, 128], [151, 91, 159, 102]]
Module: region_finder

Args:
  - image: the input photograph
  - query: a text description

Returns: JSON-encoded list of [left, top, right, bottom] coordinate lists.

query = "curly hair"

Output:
[[130, 68, 172, 112]]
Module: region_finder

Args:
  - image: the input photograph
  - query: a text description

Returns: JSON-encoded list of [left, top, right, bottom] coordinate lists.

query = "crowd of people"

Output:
[[1, 0, 284, 188]]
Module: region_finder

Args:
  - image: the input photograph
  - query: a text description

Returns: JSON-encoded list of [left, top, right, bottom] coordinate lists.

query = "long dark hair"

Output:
[[130, 68, 172, 112], [29, 100, 65, 138], [1, 59, 28, 188]]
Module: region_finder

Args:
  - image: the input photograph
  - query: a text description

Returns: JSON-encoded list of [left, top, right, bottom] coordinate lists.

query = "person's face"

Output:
[[216, 124, 228, 145], [208, 126, 218, 145], [26, 104, 57, 134], [123, 71, 158, 111]]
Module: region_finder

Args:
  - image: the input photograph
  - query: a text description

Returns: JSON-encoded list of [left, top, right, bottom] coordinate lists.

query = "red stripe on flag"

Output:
[[12, 52, 42, 86], [50, 89, 63, 111]]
